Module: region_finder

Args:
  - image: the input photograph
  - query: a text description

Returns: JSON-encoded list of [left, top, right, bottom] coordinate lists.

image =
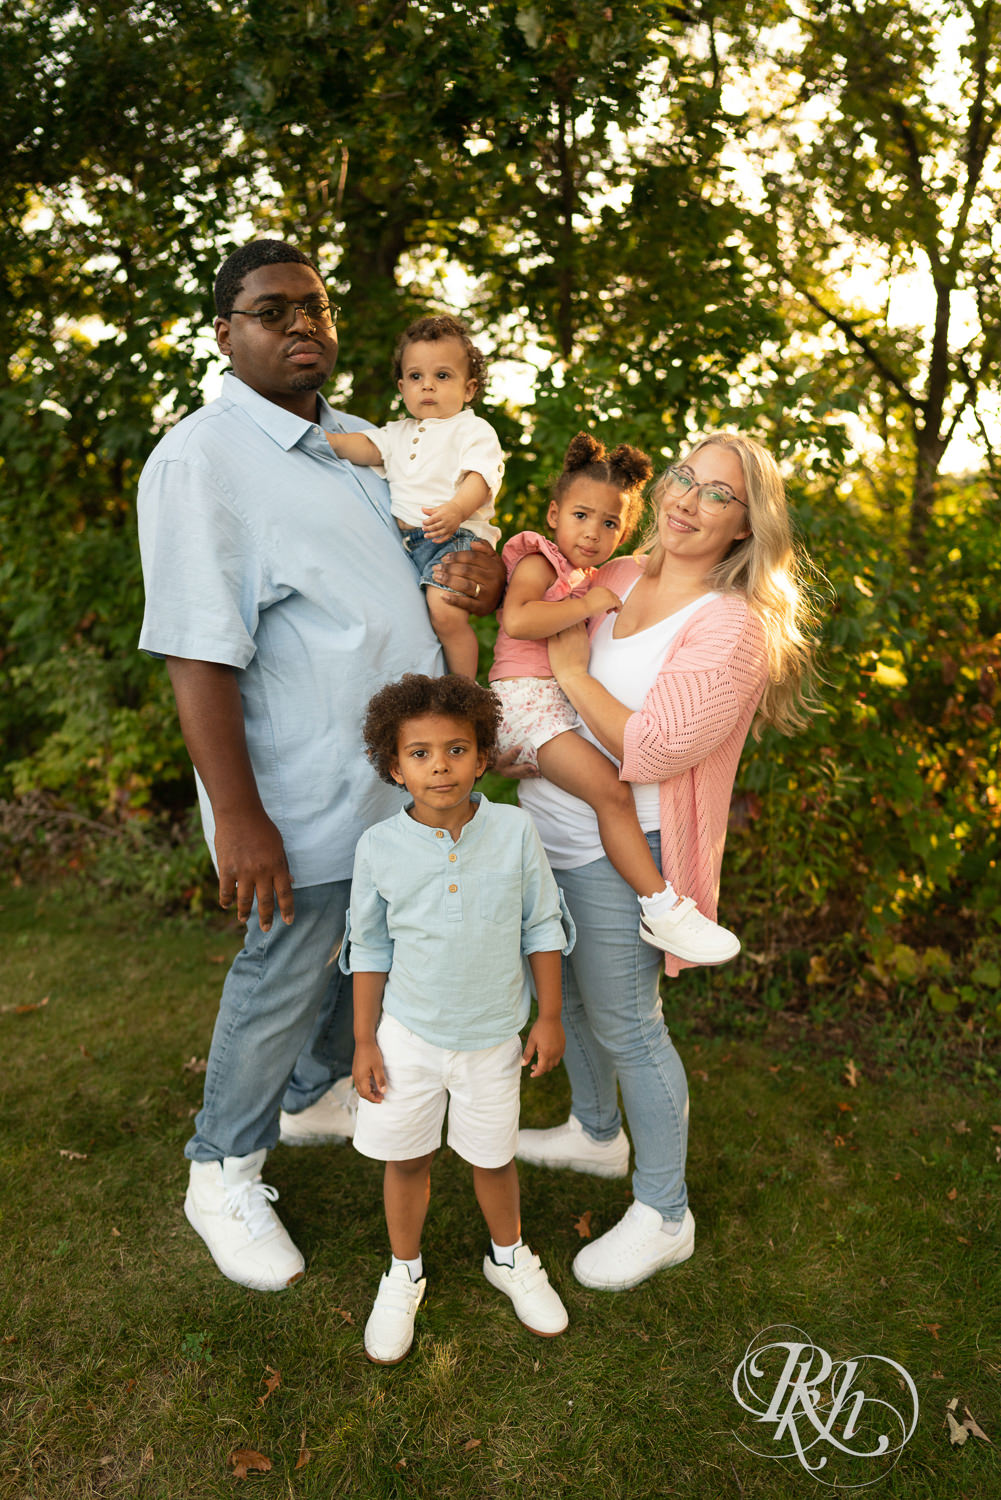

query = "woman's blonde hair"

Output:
[[640, 432, 819, 735]]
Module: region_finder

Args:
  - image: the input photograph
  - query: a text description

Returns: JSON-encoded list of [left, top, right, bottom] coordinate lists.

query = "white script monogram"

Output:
[[731, 1325, 919, 1489]]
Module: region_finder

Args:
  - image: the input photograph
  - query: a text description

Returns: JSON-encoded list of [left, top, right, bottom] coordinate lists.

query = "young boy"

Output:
[[341, 673, 572, 1364], [325, 315, 504, 677]]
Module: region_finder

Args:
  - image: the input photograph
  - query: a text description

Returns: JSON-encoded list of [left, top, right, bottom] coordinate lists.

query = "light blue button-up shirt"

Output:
[[137, 372, 443, 885], [341, 795, 574, 1050]]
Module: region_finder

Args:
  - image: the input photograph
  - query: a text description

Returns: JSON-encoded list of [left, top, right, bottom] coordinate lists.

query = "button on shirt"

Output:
[[341, 795, 573, 1050], [367, 409, 504, 544], [137, 372, 443, 886]]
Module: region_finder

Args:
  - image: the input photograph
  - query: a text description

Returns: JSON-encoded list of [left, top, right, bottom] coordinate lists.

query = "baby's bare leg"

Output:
[[536, 731, 668, 898], [426, 587, 479, 678]]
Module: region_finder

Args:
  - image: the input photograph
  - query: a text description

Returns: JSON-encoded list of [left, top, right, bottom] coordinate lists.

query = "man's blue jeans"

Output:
[[555, 836, 690, 1221], [185, 880, 354, 1163]]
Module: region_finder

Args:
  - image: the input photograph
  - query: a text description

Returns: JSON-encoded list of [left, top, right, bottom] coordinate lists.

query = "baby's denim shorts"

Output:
[[400, 526, 477, 590]]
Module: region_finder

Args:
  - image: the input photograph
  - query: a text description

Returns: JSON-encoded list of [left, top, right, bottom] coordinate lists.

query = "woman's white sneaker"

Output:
[[516, 1114, 630, 1178], [639, 896, 740, 965], [364, 1264, 427, 1364], [483, 1245, 568, 1336], [572, 1201, 695, 1290], [184, 1151, 305, 1290]]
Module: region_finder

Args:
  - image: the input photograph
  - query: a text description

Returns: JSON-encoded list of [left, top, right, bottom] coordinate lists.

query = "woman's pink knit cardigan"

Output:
[[598, 557, 768, 978]]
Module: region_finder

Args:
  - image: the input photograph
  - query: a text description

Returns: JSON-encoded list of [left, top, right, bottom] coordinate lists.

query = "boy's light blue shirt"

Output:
[[137, 372, 443, 886], [341, 794, 574, 1050]]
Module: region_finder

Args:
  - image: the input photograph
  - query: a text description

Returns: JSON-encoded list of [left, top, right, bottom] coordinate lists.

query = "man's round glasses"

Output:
[[228, 299, 339, 332], [665, 466, 748, 515]]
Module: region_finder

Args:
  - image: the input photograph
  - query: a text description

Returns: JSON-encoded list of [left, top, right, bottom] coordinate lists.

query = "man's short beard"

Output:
[[288, 370, 329, 393]]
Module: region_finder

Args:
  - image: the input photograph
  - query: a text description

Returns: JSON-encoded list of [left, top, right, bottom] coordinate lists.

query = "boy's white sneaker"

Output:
[[483, 1245, 568, 1336], [639, 896, 740, 965], [184, 1150, 305, 1291], [516, 1113, 630, 1178], [364, 1264, 427, 1364], [572, 1200, 695, 1290], [279, 1075, 358, 1146]]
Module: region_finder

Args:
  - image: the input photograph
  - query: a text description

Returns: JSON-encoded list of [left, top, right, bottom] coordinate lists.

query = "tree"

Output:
[[741, 0, 1001, 561]]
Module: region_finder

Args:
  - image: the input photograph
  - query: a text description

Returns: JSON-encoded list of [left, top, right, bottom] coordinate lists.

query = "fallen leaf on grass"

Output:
[[140, 1446, 153, 1471], [952, 1120, 969, 1134], [228, 1448, 272, 1479], [257, 1366, 281, 1406], [295, 1428, 311, 1469], [844, 1058, 860, 1088], [58, 1149, 87, 1161], [462, 1438, 482, 1452], [183, 1056, 208, 1074], [947, 1411, 968, 1446], [922, 1324, 941, 1339], [330, 1306, 355, 1325], [837, 1102, 853, 1114], [111, 1227, 121, 1237], [991, 1125, 1001, 1136], [79, 1044, 94, 1060], [946, 1187, 958, 1201], [1, 995, 48, 1015], [962, 1406, 992, 1443], [574, 1211, 593, 1239]]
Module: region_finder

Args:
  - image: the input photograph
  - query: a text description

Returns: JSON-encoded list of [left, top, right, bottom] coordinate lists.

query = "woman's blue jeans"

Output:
[[185, 880, 354, 1163], [555, 836, 689, 1220]]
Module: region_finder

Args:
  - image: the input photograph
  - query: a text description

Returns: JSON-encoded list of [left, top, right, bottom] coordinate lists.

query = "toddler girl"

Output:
[[341, 673, 572, 1363], [489, 433, 740, 966], [325, 314, 504, 677]]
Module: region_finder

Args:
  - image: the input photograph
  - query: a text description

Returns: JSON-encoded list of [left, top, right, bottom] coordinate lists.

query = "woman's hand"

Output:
[[547, 620, 591, 686]]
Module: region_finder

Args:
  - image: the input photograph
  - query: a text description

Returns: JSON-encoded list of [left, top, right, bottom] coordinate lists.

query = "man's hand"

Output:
[[521, 1016, 566, 1078], [165, 657, 295, 933], [432, 538, 505, 616], [353, 1041, 387, 1103], [214, 807, 294, 931]]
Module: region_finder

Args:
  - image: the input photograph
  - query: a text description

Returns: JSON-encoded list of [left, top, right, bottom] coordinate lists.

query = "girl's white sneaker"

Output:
[[639, 896, 740, 965]]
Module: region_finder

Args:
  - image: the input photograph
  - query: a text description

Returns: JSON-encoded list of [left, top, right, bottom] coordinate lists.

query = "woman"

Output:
[[516, 432, 816, 1290]]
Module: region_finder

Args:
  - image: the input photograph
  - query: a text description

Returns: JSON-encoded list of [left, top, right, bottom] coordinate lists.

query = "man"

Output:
[[138, 240, 504, 1290]]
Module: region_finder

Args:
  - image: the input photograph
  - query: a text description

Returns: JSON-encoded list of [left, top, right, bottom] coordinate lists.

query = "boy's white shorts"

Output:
[[353, 1011, 523, 1168]]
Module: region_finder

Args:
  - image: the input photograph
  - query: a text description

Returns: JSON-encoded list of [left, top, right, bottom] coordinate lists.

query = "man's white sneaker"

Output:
[[364, 1264, 427, 1364], [639, 896, 740, 965], [572, 1200, 695, 1290], [184, 1150, 305, 1291], [516, 1113, 630, 1178], [483, 1245, 568, 1337], [279, 1075, 358, 1146]]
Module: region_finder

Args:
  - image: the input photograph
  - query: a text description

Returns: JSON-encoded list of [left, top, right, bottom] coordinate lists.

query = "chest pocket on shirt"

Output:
[[479, 874, 522, 924]]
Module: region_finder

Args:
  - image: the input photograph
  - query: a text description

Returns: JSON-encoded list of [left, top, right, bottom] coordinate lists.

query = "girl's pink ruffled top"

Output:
[[488, 531, 594, 681]]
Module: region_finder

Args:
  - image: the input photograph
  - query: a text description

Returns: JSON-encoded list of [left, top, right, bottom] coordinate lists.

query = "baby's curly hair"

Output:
[[392, 314, 488, 401], [550, 431, 653, 541], [363, 674, 502, 786]]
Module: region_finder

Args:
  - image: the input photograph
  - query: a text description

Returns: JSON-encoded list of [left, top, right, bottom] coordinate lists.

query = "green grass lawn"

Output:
[[1, 880, 998, 1499]]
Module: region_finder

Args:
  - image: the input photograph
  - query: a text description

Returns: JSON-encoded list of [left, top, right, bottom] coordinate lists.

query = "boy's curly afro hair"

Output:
[[363, 674, 502, 786]]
